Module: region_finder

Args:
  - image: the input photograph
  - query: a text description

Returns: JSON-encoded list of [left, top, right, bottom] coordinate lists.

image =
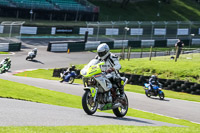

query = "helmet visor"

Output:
[[98, 51, 107, 57]]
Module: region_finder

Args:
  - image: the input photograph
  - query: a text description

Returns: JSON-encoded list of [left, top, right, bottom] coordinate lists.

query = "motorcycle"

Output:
[[81, 61, 129, 117], [26, 51, 36, 60], [60, 71, 77, 84], [144, 83, 165, 100], [0, 62, 11, 74]]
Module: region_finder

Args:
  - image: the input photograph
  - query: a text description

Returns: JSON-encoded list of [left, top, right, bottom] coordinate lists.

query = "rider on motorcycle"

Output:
[[92, 43, 124, 96], [32, 48, 37, 58], [0, 57, 11, 66], [148, 75, 161, 91], [60, 65, 76, 83]]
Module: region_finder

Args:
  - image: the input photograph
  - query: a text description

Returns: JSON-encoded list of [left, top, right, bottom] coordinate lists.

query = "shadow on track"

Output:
[[92, 115, 153, 124], [27, 59, 44, 64], [148, 97, 170, 102]]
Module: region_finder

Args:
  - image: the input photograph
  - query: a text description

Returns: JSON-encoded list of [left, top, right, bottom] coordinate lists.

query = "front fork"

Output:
[[88, 87, 98, 102], [93, 87, 98, 102]]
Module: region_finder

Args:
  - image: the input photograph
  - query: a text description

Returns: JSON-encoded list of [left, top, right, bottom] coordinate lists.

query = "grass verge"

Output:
[[0, 78, 81, 109], [90, 0, 200, 21], [0, 78, 199, 132], [15, 69, 200, 102], [0, 52, 9, 54]]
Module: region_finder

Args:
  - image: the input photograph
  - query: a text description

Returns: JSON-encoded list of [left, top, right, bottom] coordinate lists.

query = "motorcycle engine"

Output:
[[98, 91, 112, 103]]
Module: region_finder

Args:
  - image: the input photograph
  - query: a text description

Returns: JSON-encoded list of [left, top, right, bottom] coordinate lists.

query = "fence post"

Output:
[[154, 47, 157, 57], [175, 46, 179, 62], [140, 46, 143, 58], [96, 22, 100, 41], [121, 47, 125, 60], [127, 47, 131, 60], [149, 46, 153, 61]]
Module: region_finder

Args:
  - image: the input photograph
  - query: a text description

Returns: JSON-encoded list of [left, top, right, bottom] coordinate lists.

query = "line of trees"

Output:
[[96, 0, 171, 9]]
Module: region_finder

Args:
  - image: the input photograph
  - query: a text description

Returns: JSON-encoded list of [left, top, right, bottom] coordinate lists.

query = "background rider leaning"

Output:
[[95, 43, 125, 96], [148, 75, 161, 91]]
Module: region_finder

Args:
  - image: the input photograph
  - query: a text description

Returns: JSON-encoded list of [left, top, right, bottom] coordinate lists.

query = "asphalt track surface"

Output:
[[0, 38, 199, 126]]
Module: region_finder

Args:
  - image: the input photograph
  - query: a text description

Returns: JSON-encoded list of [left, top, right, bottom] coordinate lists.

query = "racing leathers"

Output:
[[94, 53, 124, 95], [148, 77, 160, 91]]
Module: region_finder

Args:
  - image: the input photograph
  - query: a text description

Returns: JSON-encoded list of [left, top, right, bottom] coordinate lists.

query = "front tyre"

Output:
[[159, 91, 165, 100], [145, 89, 151, 97], [82, 90, 98, 115], [68, 77, 75, 84], [113, 93, 129, 117]]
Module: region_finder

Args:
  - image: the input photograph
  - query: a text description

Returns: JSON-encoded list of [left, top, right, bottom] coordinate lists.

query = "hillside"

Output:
[[89, 0, 200, 21]]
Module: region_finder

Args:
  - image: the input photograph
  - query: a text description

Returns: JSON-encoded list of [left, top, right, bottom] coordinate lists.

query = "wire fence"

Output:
[[118, 46, 200, 61], [85, 21, 200, 41], [0, 21, 25, 43]]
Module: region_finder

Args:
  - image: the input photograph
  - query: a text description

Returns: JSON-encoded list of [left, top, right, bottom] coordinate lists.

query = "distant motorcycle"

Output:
[[144, 83, 165, 100], [60, 71, 77, 84], [0, 61, 11, 74], [26, 51, 36, 60], [26, 48, 37, 60]]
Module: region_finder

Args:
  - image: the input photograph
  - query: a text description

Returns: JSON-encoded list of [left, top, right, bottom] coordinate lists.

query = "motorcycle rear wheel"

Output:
[[112, 93, 129, 117], [82, 90, 98, 115]]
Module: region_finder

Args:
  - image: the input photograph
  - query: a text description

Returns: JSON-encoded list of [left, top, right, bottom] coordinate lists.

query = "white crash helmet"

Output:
[[97, 43, 110, 60], [151, 75, 157, 79], [33, 48, 37, 51]]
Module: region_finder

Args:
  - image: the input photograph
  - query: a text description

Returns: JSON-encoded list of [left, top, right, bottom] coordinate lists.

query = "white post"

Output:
[[164, 21, 168, 39], [96, 22, 100, 41]]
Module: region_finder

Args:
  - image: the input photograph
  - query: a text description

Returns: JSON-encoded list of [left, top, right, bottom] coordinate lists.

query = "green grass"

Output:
[[120, 53, 200, 83], [0, 78, 199, 132], [15, 68, 200, 102], [16, 69, 60, 80], [1, 0, 200, 27], [90, 0, 200, 21], [0, 125, 199, 133], [0, 78, 81, 109], [0, 52, 9, 54], [77, 53, 200, 83]]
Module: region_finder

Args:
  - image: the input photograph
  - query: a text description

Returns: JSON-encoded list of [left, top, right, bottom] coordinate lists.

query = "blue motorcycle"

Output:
[[144, 83, 165, 100], [60, 71, 77, 84]]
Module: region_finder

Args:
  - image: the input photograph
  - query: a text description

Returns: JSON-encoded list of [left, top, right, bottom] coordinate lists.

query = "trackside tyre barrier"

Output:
[[52, 68, 200, 95], [0, 42, 21, 52]]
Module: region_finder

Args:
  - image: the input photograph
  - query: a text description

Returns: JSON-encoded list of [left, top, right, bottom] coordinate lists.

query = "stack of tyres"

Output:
[[124, 73, 132, 84], [129, 74, 140, 85]]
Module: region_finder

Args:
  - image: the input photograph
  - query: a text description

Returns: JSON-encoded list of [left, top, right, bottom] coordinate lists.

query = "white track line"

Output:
[[132, 108, 200, 125]]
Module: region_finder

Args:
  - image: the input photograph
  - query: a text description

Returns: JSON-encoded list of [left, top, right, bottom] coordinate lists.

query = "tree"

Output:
[[121, 0, 130, 8]]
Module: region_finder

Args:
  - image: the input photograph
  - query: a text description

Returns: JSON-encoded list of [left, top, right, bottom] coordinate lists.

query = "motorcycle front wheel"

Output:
[[113, 93, 129, 117], [82, 90, 98, 115], [145, 89, 151, 97], [68, 77, 75, 84], [159, 91, 165, 100]]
